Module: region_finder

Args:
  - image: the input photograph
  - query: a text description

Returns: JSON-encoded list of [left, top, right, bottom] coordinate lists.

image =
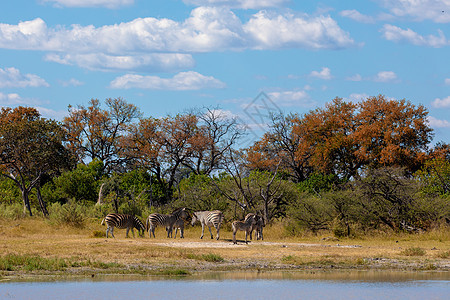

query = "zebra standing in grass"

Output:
[[232, 214, 258, 244], [191, 210, 223, 240], [101, 213, 145, 238], [166, 218, 185, 238], [245, 213, 264, 241], [146, 208, 189, 238]]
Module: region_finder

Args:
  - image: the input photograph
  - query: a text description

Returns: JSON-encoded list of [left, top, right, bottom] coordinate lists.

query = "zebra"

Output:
[[232, 214, 258, 244], [146, 207, 189, 238], [191, 210, 223, 240], [101, 213, 145, 238], [245, 213, 264, 241], [166, 218, 185, 238]]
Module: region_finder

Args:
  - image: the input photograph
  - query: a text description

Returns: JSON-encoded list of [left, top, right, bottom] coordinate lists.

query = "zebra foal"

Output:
[[245, 213, 264, 241], [146, 208, 189, 238], [166, 218, 185, 238], [191, 210, 223, 240], [101, 213, 145, 238], [232, 214, 257, 244]]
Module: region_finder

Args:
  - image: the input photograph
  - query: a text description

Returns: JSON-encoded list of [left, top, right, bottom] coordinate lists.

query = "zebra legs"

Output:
[[208, 226, 214, 239], [215, 224, 221, 240], [200, 224, 205, 239], [106, 226, 115, 238]]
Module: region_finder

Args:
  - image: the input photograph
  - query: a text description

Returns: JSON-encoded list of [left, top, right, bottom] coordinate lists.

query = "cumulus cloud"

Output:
[[0, 92, 23, 105], [340, 10, 375, 23], [42, 0, 134, 9], [45, 53, 195, 72], [59, 78, 84, 87], [0, 67, 49, 88], [309, 67, 332, 80], [374, 71, 398, 82], [109, 71, 226, 90], [183, 0, 288, 9], [381, 24, 449, 47], [268, 90, 316, 107], [346, 74, 362, 81], [445, 78, 450, 85], [428, 116, 450, 128], [0, 8, 355, 53], [432, 96, 450, 108], [379, 0, 450, 23]]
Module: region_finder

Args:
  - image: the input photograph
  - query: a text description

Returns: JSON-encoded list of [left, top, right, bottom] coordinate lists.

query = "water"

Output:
[[1, 271, 448, 300]]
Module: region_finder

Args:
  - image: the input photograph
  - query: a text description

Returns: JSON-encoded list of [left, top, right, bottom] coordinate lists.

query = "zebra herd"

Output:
[[101, 209, 264, 244]]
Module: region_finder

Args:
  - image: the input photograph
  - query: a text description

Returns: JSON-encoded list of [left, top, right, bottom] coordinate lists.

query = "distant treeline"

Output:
[[0, 95, 449, 236]]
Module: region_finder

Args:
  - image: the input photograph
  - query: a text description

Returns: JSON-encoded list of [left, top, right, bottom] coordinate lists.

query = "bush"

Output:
[[400, 247, 426, 256], [48, 202, 86, 228]]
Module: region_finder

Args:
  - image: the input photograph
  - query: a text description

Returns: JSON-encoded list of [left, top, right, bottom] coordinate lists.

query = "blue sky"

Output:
[[0, 0, 449, 145]]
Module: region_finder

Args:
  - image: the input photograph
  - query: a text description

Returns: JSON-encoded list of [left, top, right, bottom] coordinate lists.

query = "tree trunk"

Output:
[[22, 189, 32, 217], [36, 185, 49, 217], [96, 182, 106, 205]]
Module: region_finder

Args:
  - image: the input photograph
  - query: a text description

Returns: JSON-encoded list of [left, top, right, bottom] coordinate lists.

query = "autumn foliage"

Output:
[[246, 95, 433, 180]]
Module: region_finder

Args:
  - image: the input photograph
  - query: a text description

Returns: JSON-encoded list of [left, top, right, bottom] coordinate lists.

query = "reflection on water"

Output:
[[1, 271, 449, 300]]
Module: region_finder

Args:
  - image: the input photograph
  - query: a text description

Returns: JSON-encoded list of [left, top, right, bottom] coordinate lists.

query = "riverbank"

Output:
[[0, 218, 449, 279]]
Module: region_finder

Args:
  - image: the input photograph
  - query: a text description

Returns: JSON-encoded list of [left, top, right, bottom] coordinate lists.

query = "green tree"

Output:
[[0, 107, 72, 216]]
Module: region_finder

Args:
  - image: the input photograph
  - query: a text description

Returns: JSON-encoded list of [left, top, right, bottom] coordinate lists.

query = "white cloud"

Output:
[[183, 0, 288, 9], [432, 96, 450, 108], [346, 74, 362, 81], [45, 53, 195, 72], [379, 0, 450, 23], [340, 10, 375, 23], [309, 67, 332, 80], [346, 93, 370, 103], [268, 90, 316, 107], [244, 11, 355, 50], [42, 0, 134, 9], [0, 67, 49, 88], [0, 8, 355, 53], [59, 78, 84, 87], [428, 116, 450, 128], [36, 107, 67, 120], [374, 71, 398, 82], [109, 71, 226, 90], [0, 92, 23, 105], [381, 24, 448, 47], [445, 78, 450, 85]]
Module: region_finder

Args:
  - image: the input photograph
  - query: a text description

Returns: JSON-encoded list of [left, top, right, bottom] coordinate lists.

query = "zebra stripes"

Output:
[[191, 210, 223, 240], [232, 214, 257, 244], [146, 207, 189, 238], [166, 218, 185, 239], [245, 213, 264, 241], [101, 213, 145, 238]]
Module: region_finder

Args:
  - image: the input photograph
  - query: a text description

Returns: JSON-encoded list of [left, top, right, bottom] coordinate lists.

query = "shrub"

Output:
[[48, 202, 86, 228], [400, 247, 426, 256]]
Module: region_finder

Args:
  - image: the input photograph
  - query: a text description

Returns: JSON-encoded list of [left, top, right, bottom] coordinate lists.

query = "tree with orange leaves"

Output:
[[63, 98, 141, 174], [0, 107, 72, 216], [246, 95, 433, 181]]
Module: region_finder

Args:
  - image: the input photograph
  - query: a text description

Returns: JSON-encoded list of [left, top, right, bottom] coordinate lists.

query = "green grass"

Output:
[[186, 253, 225, 262], [400, 247, 426, 256], [0, 254, 68, 271]]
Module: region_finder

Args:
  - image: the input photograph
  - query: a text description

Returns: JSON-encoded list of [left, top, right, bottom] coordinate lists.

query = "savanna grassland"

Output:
[[1, 217, 449, 280]]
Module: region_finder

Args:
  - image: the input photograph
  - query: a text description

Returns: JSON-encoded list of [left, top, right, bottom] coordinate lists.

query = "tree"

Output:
[[246, 113, 313, 183], [183, 108, 243, 175], [63, 98, 141, 174], [354, 95, 432, 174], [0, 107, 72, 216], [246, 95, 433, 181]]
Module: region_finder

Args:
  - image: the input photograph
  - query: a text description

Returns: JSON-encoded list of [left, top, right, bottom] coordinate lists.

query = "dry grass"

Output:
[[0, 217, 449, 277]]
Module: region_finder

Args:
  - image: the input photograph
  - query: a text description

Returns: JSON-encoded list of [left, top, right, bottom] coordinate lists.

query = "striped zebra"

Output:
[[146, 207, 189, 238], [245, 213, 264, 241], [191, 210, 223, 240], [232, 214, 257, 244], [101, 213, 145, 238], [166, 218, 185, 239]]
